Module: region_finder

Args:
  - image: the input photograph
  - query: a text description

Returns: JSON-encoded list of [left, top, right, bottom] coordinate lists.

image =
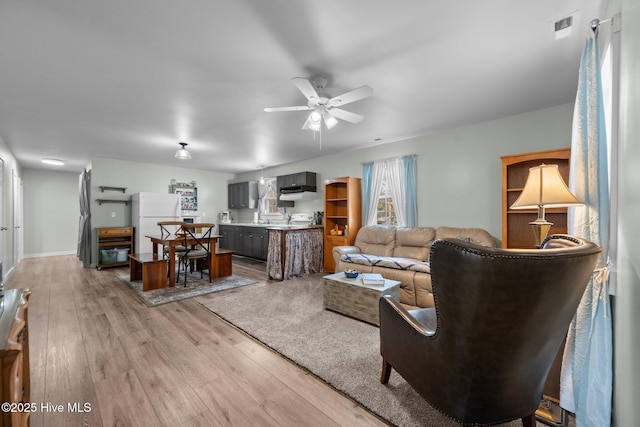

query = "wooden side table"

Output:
[[323, 272, 400, 326]]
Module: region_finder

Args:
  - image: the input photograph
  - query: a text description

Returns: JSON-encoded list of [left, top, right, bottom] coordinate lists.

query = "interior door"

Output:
[[13, 169, 22, 266], [0, 158, 4, 283]]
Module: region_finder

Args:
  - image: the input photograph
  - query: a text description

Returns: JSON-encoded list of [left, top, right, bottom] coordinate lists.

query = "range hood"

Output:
[[279, 190, 317, 201]]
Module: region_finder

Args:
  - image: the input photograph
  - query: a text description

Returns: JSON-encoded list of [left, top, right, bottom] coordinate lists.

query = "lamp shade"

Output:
[[323, 110, 338, 129], [510, 164, 582, 209]]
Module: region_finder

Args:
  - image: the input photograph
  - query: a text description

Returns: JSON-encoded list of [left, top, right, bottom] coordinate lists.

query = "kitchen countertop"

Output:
[[219, 222, 323, 230]]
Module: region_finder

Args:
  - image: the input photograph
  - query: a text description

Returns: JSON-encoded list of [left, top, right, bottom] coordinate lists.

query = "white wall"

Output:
[[614, 0, 640, 424], [89, 157, 234, 265], [15, 103, 575, 264], [0, 135, 22, 280], [236, 103, 574, 242], [22, 168, 79, 257]]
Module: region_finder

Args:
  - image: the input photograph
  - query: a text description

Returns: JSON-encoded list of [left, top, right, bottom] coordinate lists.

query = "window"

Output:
[[264, 179, 279, 213], [376, 169, 397, 225], [363, 155, 417, 227], [258, 178, 280, 214]]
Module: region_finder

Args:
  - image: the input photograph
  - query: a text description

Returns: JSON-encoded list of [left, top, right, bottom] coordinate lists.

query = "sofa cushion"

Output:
[[435, 226, 496, 247], [341, 253, 431, 273], [392, 227, 436, 261], [355, 225, 396, 256]]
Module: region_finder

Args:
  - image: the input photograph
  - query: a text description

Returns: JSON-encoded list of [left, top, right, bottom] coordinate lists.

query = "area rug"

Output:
[[199, 275, 532, 427], [118, 273, 256, 307]]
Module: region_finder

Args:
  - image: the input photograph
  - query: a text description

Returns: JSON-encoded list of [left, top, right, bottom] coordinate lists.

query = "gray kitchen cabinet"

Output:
[[228, 181, 258, 209], [278, 172, 317, 190], [218, 225, 267, 260], [242, 227, 268, 260], [218, 225, 243, 254], [276, 172, 317, 207], [276, 175, 294, 207]]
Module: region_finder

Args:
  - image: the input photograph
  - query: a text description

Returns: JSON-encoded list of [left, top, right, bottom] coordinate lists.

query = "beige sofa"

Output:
[[333, 225, 496, 309]]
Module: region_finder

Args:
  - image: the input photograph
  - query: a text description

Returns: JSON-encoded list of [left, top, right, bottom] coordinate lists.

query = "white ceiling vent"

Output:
[[554, 16, 573, 39]]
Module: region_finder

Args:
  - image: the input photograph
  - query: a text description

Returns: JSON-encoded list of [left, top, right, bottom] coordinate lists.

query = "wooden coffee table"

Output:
[[323, 272, 401, 326]]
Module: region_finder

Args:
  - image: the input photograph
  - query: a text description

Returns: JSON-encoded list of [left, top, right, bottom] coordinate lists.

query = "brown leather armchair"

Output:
[[379, 235, 601, 426]]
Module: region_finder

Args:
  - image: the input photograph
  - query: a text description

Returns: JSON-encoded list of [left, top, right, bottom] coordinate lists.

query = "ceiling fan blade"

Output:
[[264, 106, 312, 112], [327, 85, 373, 108], [330, 108, 364, 123], [292, 77, 320, 103]]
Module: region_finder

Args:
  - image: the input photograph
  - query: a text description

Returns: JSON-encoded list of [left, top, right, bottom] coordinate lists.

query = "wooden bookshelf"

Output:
[[501, 148, 571, 249], [324, 177, 362, 272]]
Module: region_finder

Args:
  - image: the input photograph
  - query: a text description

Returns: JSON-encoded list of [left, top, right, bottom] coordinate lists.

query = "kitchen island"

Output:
[[265, 225, 323, 280]]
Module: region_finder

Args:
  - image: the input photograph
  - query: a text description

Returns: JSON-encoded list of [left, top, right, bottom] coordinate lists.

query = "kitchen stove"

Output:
[[289, 213, 315, 226]]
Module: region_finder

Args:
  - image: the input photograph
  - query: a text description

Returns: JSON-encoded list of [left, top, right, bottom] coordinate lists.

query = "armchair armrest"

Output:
[[332, 245, 361, 271], [379, 295, 436, 337]]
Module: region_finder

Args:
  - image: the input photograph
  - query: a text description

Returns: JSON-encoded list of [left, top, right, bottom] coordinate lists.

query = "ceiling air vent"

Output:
[[554, 16, 573, 39]]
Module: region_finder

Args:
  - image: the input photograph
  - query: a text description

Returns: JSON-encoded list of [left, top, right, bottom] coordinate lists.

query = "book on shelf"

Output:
[[361, 273, 385, 285]]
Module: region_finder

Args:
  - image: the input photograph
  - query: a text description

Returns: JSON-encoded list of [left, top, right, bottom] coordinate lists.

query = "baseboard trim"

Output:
[[24, 251, 77, 259]]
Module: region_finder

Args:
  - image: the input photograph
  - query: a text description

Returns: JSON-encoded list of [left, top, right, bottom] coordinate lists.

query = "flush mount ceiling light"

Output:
[[41, 158, 65, 166], [174, 142, 191, 160]]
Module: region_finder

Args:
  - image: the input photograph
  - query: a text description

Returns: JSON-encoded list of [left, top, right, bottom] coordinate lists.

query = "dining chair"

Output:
[[378, 234, 601, 426], [157, 220, 186, 256], [176, 223, 216, 287]]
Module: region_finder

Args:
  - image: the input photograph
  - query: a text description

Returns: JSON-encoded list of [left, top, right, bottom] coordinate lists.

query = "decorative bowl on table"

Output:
[[344, 269, 359, 279]]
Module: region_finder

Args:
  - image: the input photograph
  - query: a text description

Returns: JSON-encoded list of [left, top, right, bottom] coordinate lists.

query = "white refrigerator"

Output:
[[131, 192, 181, 254]]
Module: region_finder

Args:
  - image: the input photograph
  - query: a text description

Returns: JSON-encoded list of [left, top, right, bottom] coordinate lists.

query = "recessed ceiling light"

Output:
[[42, 158, 65, 166]]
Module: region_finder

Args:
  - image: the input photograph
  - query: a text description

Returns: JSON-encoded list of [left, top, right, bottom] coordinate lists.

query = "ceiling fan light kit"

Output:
[[265, 76, 373, 134]]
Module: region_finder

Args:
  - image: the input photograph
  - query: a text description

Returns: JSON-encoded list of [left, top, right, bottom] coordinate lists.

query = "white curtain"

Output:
[[257, 178, 270, 214], [560, 25, 613, 427], [365, 161, 384, 225], [386, 157, 406, 226]]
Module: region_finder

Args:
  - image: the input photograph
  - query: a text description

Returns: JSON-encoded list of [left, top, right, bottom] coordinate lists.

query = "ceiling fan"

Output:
[[264, 76, 373, 131]]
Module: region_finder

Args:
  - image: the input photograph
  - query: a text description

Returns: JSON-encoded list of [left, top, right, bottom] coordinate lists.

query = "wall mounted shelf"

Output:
[[99, 186, 127, 193], [96, 199, 129, 205]]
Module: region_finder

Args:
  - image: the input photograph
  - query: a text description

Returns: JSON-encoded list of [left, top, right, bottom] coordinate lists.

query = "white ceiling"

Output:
[[0, 0, 605, 174]]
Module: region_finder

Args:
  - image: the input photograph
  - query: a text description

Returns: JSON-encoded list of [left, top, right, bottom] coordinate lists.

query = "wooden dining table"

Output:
[[146, 233, 220, 287]]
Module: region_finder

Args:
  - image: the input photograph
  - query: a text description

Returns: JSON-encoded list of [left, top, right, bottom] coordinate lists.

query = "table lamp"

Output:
[[510, 163, 583, 247]]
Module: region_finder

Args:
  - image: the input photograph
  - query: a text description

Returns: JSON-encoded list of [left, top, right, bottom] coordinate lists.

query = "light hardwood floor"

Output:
[[5, 255, 388, 427]]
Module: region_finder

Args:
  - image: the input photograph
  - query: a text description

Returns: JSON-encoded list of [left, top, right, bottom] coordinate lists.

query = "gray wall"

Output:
[[22, 168, 79, 257], [235, 103, 574, 242]]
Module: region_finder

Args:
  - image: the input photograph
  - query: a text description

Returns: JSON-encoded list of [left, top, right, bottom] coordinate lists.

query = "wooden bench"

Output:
[[211, 249, 233, 279], [129, 253, 168, 291]]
